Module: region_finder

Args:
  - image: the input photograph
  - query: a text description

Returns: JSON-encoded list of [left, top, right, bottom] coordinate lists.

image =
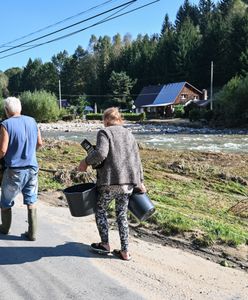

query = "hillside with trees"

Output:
[[1, 0, 248, 126]]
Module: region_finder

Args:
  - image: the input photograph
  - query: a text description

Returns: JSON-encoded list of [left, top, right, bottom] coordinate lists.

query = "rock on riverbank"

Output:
[[39, 120, 248, 135]]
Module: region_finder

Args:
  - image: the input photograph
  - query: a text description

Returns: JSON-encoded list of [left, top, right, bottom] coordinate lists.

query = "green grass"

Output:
[[199, 219, 248, 246], [38, 173, 63, 191], [152, 209, 195, 235], [37, 139, 248, 247]]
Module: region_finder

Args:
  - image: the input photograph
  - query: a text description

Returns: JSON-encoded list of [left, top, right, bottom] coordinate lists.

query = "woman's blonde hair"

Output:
[[103, 107, 123, 126]]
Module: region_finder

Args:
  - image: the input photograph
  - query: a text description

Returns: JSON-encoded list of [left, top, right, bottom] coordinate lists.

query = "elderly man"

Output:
[[0, 97, 42, 241]]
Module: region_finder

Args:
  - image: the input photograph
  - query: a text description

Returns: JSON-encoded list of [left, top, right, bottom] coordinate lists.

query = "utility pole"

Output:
[[59, 79, 62, 109], [210, 61, 213, 111]]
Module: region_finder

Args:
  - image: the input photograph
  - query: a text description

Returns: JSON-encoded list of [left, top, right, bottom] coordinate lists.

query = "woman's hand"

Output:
[[139, 183, 147, 193], [78, 159, 88, 172], [134, 182, 147, 193]]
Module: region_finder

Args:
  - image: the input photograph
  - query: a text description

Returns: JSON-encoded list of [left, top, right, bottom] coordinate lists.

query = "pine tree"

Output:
[[175, 0, 200, 29], [108, 71, 137, 108], [21, 58, 43, 91], [198, 0, 215, 33], [161, 14, 174, 36], [173, 18, 202, 82]]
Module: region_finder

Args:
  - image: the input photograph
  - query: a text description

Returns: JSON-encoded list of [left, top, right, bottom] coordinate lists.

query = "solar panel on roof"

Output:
[[135, 82, 186, 107]]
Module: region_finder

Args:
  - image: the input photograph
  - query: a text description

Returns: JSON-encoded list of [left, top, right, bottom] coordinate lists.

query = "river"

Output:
[[40, 122, 248, 154]]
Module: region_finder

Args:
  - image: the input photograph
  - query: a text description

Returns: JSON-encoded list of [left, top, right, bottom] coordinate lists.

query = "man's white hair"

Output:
[[4, 97, 22, 115]]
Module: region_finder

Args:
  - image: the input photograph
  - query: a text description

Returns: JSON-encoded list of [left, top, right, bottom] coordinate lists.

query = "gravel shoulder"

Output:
[[39, 191, 248, 271], [37, 195, 248, 300]]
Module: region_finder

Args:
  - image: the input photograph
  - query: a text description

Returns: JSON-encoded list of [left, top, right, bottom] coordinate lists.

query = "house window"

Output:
[[181, 94, 187, 99], [193, 95, 198, 100]]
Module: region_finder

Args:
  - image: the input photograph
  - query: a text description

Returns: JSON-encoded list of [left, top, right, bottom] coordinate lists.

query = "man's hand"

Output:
[[78, 159, 88, 172]]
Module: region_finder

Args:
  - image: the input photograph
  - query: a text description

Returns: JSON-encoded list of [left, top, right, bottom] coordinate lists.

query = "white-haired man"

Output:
[[0, 97, 42, 240]]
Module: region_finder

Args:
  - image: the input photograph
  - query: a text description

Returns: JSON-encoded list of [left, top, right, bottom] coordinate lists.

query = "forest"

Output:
[[0, 0, 248, 126]]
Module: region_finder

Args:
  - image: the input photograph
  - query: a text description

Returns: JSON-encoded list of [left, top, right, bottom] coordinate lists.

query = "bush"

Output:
[[173, 105, 184, 118], [213, 75, 248, 127], [20, 90, 60, 122], [140, 112, 146, 121], [189, 108, 202, 122], [85, 113, 103, 121], [58, 108, 69, 120], [62, 114, 74, 121], [122, 112, 146, 121], [202, 109, 213, 121], [86, 112, 146, 121]]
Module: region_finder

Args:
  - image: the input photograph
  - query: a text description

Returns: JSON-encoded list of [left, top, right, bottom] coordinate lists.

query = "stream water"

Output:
[[41, 126, 248, 154]]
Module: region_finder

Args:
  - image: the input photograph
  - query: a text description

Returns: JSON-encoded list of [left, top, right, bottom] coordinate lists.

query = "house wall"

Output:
[[174, 86, 203, 105], [136, 107, 144, 113]]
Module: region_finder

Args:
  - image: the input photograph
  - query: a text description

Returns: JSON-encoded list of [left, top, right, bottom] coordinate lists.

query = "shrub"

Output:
[[173, 104, 184, 118], [58, 108, 69, 119], [86, 113, 103, 121], [213, 75, 248, 127], [202, 109, 213, 121], [122, 112, 146, 121], [62, 114, 74, 121], [20, 90, 60, 122], [189, 108, 202, 122], [140, 112, 146, 121], [86, 112, 146, 121], [70, 95, 88, 115]]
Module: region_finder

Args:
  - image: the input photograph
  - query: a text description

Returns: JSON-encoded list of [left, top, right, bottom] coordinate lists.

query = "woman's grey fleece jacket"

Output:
[[85, 125, 144, 187]]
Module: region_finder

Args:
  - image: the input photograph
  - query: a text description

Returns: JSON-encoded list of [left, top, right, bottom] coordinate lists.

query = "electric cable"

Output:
[[0, 0, 160, 60], [0, 0, 117, 48], [0, 0, 137, 55]]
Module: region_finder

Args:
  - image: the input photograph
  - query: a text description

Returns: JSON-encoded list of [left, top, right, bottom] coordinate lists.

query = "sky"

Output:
[[0, 0, 217, 72]]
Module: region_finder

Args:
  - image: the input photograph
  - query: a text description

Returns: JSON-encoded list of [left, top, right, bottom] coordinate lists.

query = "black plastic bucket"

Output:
[[63, 183, 97, 217], [128, 193, 155, 221]]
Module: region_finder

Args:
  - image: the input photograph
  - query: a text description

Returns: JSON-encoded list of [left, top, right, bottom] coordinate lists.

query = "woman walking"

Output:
[[78, 107, 146, 261]]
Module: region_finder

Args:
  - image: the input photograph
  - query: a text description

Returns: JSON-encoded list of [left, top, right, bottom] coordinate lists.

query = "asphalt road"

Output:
[[0, 202, 143, 300], [0, 200, 248, 300]]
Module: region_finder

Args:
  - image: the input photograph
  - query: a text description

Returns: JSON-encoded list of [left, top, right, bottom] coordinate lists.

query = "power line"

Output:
[[91, 0, 136, 26], [0, 44, 40, 48], [0, 0, 137, 55], [0, 0, 160, 60], [0, 0, 117, 49]]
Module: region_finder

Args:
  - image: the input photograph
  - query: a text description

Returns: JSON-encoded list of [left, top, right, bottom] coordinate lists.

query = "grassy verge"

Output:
[[38, 139, 248, 247]]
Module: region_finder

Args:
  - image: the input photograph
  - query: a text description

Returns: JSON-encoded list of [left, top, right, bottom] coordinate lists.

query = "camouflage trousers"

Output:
[[95, 188, 130, 251]]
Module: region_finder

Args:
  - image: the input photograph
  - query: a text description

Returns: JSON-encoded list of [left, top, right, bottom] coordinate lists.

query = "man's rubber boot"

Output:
[[0, 208, 12, 234], [25, 208, 37, 241]]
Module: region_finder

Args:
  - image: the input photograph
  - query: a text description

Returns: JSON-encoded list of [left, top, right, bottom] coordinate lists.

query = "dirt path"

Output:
[[36, 192, 248, 300], [39, 191, 248, 271]]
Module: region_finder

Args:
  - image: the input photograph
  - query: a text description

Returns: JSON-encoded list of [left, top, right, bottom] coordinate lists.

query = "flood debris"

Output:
[[40, 167, 96, 186]]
